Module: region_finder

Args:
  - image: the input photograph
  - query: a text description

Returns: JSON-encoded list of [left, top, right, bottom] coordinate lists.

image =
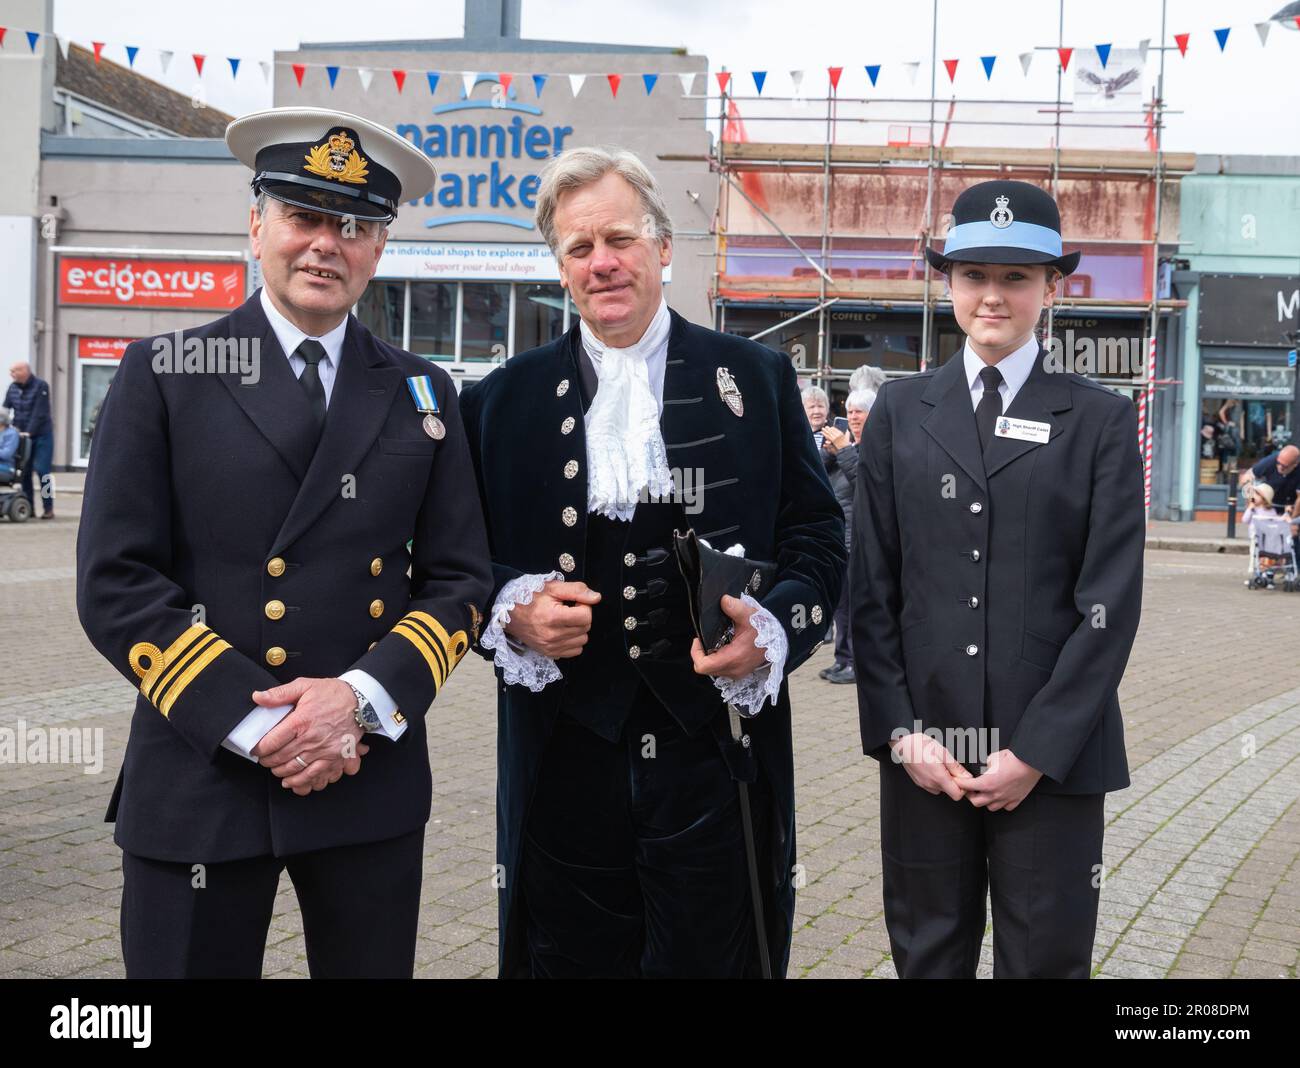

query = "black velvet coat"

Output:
[[461, 309, 846, 976]]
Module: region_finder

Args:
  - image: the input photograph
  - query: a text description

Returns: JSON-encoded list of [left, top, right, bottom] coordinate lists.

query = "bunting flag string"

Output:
[[1, 16, 1298, 101]]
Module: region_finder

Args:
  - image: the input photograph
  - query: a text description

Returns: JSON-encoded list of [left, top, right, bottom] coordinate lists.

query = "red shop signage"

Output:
[[59, 257, 246, 310], [77, 336, 135, 360]]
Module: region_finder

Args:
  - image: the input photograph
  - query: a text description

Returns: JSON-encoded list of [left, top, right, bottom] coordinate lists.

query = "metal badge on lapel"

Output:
[[717, 367, 744, 417], [406, 375, 445, 439]]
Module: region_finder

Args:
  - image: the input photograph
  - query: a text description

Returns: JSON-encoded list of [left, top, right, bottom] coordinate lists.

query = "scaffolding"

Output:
[[668, 0, 1195, 400]]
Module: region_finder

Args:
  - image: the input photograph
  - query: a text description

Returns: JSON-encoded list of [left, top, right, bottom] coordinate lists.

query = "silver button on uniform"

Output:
[[971, 549, 981, 562], [564, 460, 579, 479], [968, 596, 979, 608], [623, 586, 636, 600], [624, 553, 637, 567], [562, 506, 577, 527], [965, 644, 979, 656], [558, 553, 575, 573], [561, 416, 575, 434], [624, 616, 637, 631], [969, 501, 983, 514]]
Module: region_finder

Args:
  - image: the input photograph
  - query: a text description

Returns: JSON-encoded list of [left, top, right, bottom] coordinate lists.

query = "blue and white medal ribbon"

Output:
[[405, 375, 445, 440]]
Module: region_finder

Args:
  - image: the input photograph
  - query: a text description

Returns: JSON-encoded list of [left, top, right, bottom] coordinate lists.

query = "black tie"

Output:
[[975, 365, 1004, 453], [295, 340, 327, 439]]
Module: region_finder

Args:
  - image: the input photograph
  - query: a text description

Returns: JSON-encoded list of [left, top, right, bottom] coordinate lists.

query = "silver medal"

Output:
[[423, 413, 446, 440]]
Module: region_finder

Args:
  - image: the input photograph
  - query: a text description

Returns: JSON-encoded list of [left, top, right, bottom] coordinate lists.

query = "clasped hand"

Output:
[[889, 733, 1042, 812], [250, 678, 370, 796]]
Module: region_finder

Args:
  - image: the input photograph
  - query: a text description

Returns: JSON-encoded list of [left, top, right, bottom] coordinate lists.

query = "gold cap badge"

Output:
[[303, 129, 370, 186]]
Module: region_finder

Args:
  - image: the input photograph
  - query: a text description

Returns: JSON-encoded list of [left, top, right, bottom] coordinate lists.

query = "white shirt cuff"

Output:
[[340, 668, 406, 740], [221, 703, 292, 761], [480, 571, 565, 692], [710, 593, 789, 717]]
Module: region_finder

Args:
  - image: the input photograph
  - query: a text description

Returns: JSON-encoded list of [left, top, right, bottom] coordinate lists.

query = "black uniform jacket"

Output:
[[852, 346, 1144, 793], [77, 291, 493, 862]]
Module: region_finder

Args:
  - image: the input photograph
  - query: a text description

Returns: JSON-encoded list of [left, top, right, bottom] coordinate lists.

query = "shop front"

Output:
[[1192, 273, 1300, 511]]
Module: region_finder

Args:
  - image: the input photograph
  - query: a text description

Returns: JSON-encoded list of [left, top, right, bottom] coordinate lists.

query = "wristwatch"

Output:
[[347, 682, 381, 733]]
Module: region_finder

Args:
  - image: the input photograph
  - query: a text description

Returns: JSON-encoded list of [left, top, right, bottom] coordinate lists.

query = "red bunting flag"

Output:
[[827, 66, 843, 90], [392, 69, 406, 92], [715, 71, 731, 93], [292, 63, 306, 86], [1057, 47, 1073, 71], [943, 58, 959, 82], [1174, 33, 1189, 56], [192, 53, 205, 76], [91, 41, 105, 63], [0, 29, 6, 48], [607, 73, 621, 96], [499, 72, 513, 93]]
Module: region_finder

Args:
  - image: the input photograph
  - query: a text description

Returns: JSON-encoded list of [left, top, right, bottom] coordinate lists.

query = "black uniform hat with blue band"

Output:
[[926, 179, 1080, 276], [225, 107, 437, 222]]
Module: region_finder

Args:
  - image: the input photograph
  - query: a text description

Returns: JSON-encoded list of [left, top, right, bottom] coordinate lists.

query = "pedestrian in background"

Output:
[[5, 362, 54, 520], [820, 388, 875, 684]]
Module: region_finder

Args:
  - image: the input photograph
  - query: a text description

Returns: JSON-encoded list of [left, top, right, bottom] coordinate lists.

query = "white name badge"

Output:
[[994, 416, 1051, 444]]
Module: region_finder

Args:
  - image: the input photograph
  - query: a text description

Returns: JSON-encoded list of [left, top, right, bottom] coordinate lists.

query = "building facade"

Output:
[[1171, 157, 1300, 519], [8, 0, 714, 469]]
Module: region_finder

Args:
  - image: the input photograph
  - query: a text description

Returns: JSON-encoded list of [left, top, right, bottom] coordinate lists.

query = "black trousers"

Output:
[[522, 687, 765, 978], [120, 828, 424, 978], [832, 550, 853, 666], [878, 757, 1104, 978]]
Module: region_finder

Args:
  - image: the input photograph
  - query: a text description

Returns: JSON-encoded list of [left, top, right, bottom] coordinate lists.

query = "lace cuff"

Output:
[[480, 571, 564, 693], [710, 593, 789, 717]]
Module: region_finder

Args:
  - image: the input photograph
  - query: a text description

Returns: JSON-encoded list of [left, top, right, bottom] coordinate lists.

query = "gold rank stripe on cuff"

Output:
[[128, 624, 233, 719], [391, 611, 469, 692]]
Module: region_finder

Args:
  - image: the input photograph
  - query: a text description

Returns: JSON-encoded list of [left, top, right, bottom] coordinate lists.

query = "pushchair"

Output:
[[1244, 513, 1298, 591], [0, 434, 34, 522]]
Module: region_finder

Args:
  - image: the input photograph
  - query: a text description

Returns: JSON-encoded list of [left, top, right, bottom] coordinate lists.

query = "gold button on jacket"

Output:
[[265, 646, 287, 667], [266, 557, 286, 577], [264, 600, 286, 620], [370, 557, 383, 576], [369, 599, 385, 618]]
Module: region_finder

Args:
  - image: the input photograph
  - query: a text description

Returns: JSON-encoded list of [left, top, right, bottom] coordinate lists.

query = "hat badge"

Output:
[[990, 195, 1014, 229], [303, 130, 370, 186]]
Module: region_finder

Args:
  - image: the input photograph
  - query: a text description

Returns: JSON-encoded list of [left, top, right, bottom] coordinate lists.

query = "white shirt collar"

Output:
[[963, 334, 1040, 409], [259, 286, 348, 367]]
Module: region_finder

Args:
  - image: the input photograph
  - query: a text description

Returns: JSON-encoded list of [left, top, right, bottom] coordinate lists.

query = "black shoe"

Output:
[[39, 512, 54, 520], [826, 664, 856, 684], [819, 662, 844, 680]]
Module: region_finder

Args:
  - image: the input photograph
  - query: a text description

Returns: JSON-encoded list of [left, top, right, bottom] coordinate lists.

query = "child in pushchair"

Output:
[[1242, 482, 1299, 590]]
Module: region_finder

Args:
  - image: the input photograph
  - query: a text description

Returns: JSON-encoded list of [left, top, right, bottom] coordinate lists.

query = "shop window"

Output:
[[356, 281, 404, 347], [410, 281, 457, 359], [80, 364, 116, 461], [1200, 363, 1296, 486], [461, 283, 511, 362], [514, 284, 566, 355]]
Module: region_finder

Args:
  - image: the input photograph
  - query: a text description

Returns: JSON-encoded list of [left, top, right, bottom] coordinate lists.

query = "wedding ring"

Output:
[[294, 755, 308, 770]]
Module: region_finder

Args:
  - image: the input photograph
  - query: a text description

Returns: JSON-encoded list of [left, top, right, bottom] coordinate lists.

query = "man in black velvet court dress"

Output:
[[461, 146, 845, 978]]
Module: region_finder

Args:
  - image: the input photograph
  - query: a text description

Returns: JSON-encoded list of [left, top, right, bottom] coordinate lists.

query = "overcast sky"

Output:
[[44, 0, 1300, 155]]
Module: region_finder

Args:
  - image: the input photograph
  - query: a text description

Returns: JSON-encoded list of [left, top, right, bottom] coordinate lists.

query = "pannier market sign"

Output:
[[397, 75, 573, 231]]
